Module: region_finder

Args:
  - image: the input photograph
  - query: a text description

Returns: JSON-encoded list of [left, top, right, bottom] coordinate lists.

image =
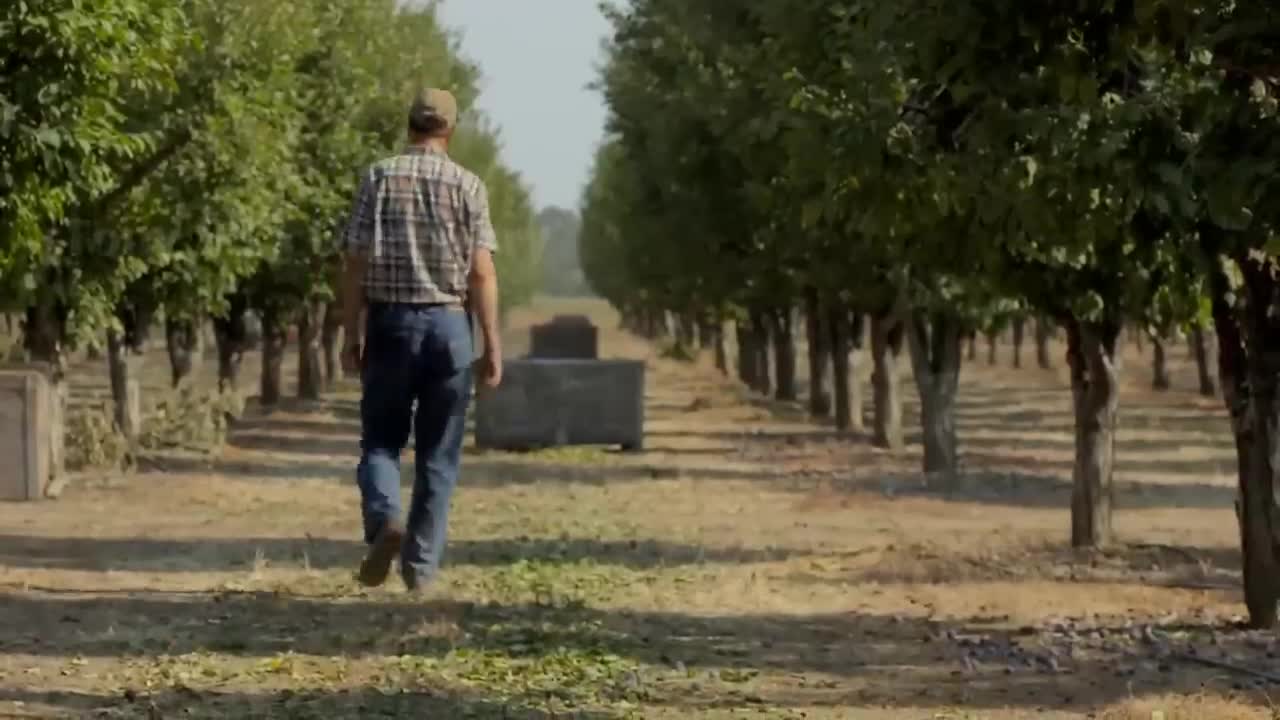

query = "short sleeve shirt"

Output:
[[340, 146, 497, 305]]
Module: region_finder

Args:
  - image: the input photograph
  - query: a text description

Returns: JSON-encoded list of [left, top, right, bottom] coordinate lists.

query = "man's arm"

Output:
[[468, 247, 501, 358], [339, 170, 376, 367], [340, 252, 369, 345], [467, 180, 502, 380]]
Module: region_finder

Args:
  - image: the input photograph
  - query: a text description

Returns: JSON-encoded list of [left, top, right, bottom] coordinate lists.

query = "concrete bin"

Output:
[[474, 358, 644, 451], [529, 315, 599, 359], [0, 368, 52, 501]]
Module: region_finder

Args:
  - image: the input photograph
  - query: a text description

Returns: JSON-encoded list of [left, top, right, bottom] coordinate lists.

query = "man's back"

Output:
[[347, 146, 497, 306]]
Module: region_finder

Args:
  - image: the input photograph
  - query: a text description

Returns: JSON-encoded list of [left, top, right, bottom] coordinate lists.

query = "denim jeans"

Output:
[[356, 302, 473, 587]]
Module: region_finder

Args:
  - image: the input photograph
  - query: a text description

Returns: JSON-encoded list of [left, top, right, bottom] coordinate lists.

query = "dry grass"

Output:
[[1099, 694, 1276, 720], [0, 298, 1274, 719]]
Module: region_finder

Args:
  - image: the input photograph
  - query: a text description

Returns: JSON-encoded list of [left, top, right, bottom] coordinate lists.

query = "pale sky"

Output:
[[435, 1, 611, 211]]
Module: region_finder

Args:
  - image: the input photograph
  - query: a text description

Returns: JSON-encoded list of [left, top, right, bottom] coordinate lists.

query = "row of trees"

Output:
[[579, 0, 1280, 626], [2, 2, 541, 467]]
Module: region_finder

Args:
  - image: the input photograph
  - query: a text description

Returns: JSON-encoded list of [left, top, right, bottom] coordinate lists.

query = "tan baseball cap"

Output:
[[408, 88, 458, 132]]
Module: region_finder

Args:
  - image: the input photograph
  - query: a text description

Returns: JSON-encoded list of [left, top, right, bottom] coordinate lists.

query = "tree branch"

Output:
[[90, 127, 195, 221]]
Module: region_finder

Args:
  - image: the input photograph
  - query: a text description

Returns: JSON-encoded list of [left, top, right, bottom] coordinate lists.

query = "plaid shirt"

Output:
[[341, 146, 498, 305]]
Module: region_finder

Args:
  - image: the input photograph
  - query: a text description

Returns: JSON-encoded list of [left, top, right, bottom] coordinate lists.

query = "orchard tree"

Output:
[[1, 0, 188, 474], [866, 0, 1208, 545], [104, 0, 311, 439], [245, 0, 469, 404], [1185, 0, 1280, 627], [249, 0, 395, 405]]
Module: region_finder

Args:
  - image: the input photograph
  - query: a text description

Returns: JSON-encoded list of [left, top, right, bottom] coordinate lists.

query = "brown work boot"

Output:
[[358, 522, 405, 588]]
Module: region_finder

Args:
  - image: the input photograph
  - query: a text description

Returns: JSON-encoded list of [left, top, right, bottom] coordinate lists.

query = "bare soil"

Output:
[[0, 300, 1275, 719]]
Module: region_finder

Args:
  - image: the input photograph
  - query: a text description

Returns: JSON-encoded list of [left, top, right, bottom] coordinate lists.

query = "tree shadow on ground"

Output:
[[742, 370, 1230, 436], [929, 432, 1234, 456], [135, 452, 349, 481], [647, 400, 710, 414], [0, 589, 1270, 715], [0, 686, 614, 720], [956, 415, 1231, 435], [239, 395, 361, 422], [229, 416, 362, 437], [132, 450, 1240, 512], [0, 534, 805, 573], [225, 430, 730, 460], [862, 469, 1238, 510], [779, 539, 1242, 590], [228, 430, 359, 456], [137, 449, 831, 488], [646, 428, 854, 443]]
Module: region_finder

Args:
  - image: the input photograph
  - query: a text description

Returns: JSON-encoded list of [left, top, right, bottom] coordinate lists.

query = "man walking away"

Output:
[[338, 87, 503, 592]]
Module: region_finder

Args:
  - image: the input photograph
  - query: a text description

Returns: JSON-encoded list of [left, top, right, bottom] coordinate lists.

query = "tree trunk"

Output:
[[260, 307, 287, 407], [1065, 318, 1121, 549], [967, 333, 977, 362], [165, 318, 199, 387], [750, 310, 772, 396], [213, 294, 249, 393], [712, 323, 728, 374], [804, 289, 831, 417], [106, 330, 141, 445], [321, 300, 342, 391], [906, 310, 963, 484], [1133, 327, 1145, 355], [640, 309, 658, 340], [1191, 323, 1216, 397], [1011, 317, 1025, 369], [653, 310, 670, 340], [830, 305, 852, 431], [1221, 254, 1280, 628], [297, 300, 324, 401], [986, 330, 998, 365], [849, 314, 865, 433], [736, 320, 757, 388], [1035, 316, 1053, 369], [25, 300, 66, 485], [871, 313, 904, 450], [677, 313, 697, 353], [1151, 335, 1171, 390], [772, 309, 797, 401], [118, 302, 156, 354], [696, 317, 714, 350]]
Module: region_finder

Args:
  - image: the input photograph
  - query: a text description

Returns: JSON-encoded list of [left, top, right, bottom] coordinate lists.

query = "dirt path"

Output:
[[0, 300, 1273, 719]]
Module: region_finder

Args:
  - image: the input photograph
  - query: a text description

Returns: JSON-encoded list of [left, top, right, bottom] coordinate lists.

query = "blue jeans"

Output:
[[357, 303, 473, 586]]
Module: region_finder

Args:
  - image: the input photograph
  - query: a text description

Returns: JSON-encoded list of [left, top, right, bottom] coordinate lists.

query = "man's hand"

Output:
[[341, 340, 363, 377], [337, 249, 368, 380], [474, 349, 502, 391]]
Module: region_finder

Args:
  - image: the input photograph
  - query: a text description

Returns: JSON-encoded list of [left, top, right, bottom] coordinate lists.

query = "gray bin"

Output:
[[474, 358, 644, 451]]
